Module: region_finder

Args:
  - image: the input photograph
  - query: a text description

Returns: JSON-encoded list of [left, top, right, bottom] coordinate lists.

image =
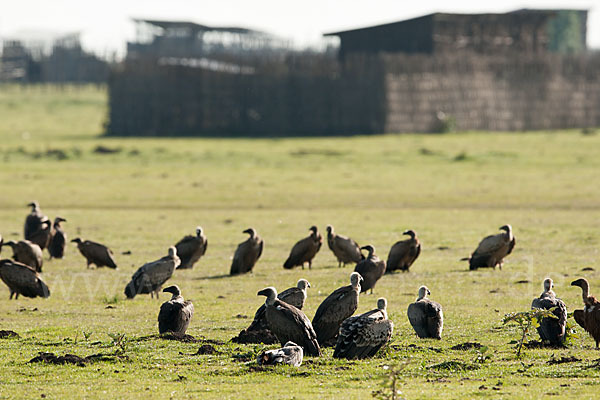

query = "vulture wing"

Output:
[[335, 235, 362, 263], [158, 300, 194, 334], [408, 300, 442, 339], [175, 235, 197, 268], [573, 309, 586, 329], [334, 309, 392, 359], [532, 296, 566, 344], [0, 260, 50, 298], [312, 285, 358, 345], [49, 228, 66, 259], [473, 234, 505, 257], [386, 240, 410, 272], [284, 236, 313, 269], [266, 301, 321, 356], [249, 287, 304, 331]]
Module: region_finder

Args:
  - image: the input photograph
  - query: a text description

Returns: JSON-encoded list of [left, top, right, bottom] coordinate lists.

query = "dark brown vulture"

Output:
[[571, 278, 600, 348], [283, 226, 323, 270], [531, 278, 567, 345], [462, 224, 515, 270], [24, 201, 49, 241], [257, 341, 303, 367], [2, 240, 43, 272], [257, 286, 321, 357], [28, 219, 52, 250], [125, 246, 180, 299], [326, 225, 363, 267], [407, 286, 443, 339], [386, 230, 421, 273], [354, 245, 386, 294], [175, 226, 207, 270], [71, 238, 118, 269], [48, 217, 67, 260], [158, 285, 194, 335], [248, 279, 311, 332], [312, 272, 362, 346], [0, 259, 50, 299], [230, 228, 263, 275], [333, 297, 393, 359]]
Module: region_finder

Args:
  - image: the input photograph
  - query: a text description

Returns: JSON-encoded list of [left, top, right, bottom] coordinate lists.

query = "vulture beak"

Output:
[[570, 280, 580, 287], [257, 288, 270, 297], [427, 289, 431, 295]]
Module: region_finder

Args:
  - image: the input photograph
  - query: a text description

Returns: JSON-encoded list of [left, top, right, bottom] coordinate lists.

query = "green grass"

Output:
[[0, 84, 600, 399]]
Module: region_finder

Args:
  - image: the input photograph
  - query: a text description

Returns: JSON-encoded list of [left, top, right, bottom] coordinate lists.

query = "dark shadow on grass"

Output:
[[194, 274, 233, 280]]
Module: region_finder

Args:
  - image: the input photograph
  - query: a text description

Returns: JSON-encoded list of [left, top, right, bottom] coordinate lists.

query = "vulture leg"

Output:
[[9, 291, 14, 300], [301, 263, 305, 270], [308, 260, 312, 270]]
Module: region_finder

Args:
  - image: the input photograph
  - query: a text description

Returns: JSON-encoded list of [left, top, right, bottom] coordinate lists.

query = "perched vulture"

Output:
[[158, 285, 194, 335], [0, 259, 50, 299], [257, 341, 303, 367], [48, 217, 67, 260], [28, 219, 52, 250], [125, 246, 180, 299], [283, 226, 323, 270], [531, 278, 567, 345], [333, 297, 393, 359], [24, 201, 49, 241], [407, 286, 443, 339], [312, 272, 362, 346], [386, 230, 421, 273], [175, 226, 207, 270], [2, 240, 43, 272], [71, 238, 118, 269], [462, 225, 515, 270], [248, 279, 311, 332], [326, 225, 363, 268], [257, 287, 321, 357], [354, 245, 386, 294], [230, 228, 263, 275], [571, 278, 600, 348]]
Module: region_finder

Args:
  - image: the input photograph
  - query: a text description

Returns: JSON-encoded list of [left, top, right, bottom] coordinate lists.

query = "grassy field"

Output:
[[0, 84, 599, 399]]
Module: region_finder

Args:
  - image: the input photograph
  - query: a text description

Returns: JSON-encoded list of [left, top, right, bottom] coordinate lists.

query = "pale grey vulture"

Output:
[[248, 279, 310, 332], [333, 297, 393, 359], [326, 225, 363, 267], [386, 230, 421, 273], [354, 245, 386, 294], [230, 228, 263, 275], [257, 286, 321, 356], [571, 278, 600, 348], [71, 238, 118, 269], [407, 286, 443, 339], [48, 217, 67, 260], [283, 226, 323, 270], [257, 341, 303, 367], [2, 240, 43, 272], [175, 226, 207, 270], [531, 278, 567, 345], [0, 259, 50, 299], [125, 246, 180, 299], [158, 285, 194, 335], [462, 225, 515, 270], [24, 201, 49, 241]]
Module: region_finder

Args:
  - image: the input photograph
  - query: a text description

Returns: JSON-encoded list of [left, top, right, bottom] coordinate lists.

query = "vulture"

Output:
[[24, 201, 49, 241], [571, 278, 600, 348], [28, 219, 52, 250], [312, 272, 362, 346], [531, 278, 567, 345], [326, 225, 363, 267], [0, 259, 50, 299], [257, 341, 303, 367], [125, 246, 180, 299], [175, 226, 207, 270], [158, 285, 194, 335], [354, 245, 386, 294], [248, 279, 311, 332], [462, 225, 515, 270], [48, 217, 67, 260], [386, 230, 421, 273], [333, 297, 393, 359], [283, 226, 323, 270], [2, 240, 43, 272], [230, 228, 263, 275], [71, 238, 118, 269], [257, 286, 321, 357], [407, 286, 443, 339]]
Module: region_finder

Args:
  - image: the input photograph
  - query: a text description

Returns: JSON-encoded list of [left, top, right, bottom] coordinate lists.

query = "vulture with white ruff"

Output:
[[0, 259, 50, 299], [407, 286, 443, 339], [24, 201, 49, 241], [312, 272, 362, 346], [326, 225, 363, 267], [531, 278, 567, 345], [2, 240, 43, 272], [354, 245, 386, 294], [462, 225, 515, 270], [71, 238, 118, 269], [257, 341, 303, 367], [571, 278, 600, 348], [333, 297, 393, 359], [48, 217, 67, 259], [283, 226, 322, 270], [158, 285, 194, 335], [175, 226, 207, 269], [230, 228, 263, 275], [386, 230, 421, 273], [257, 286, 321, 356], [125, 246, 180, 299]]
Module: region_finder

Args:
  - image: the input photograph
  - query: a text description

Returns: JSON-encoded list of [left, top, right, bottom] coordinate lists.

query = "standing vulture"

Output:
[[158, 285, 194, 335], [354, 245, 386, 294], [24, 201, 49, 241], [531, 278, 567, 345], [462, 225, 515, 270], [258, 341, 303, 367], [230, 228, 263, 275], [125, 246, 180, 299], [71, 238, 118, 269], [248, 279, 311, 332], [326, 225, 363, 267], [175, 226, 207, 270], [312, 272, 362, 346], [333, 297, 393, 359], [48, 217, 67, 260], [407, 286, 444, 339], [386, 230, 421, 273], [0, 259, 50, 299], [28, 220, 52, 250], [571, 278, 600, 348], [283, 226, 323, 270], [2, 240, 43, 272], [257, 287, 321, 356]]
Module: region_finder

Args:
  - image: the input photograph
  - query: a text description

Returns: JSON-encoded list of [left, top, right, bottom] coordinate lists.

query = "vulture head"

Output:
[[350, 272, 363, 289], [243, 228, 256, 238], [326, 225, 334, 235], [284, 341, 299, 348], [257, 287, 278, 306], [163, 285, 182, 298], [360, 245, 375, 258], [168, 246, 178, 258], [403, 229, 417, 239], [297, 279, 311, 291], [571, 278, 591, 298], [543, 278, 554, 292], [27, 201, 40, 211], [196, 226, 203, 237], [377, 298, 388, 318], [499, 224, 513, 239], [71, 238, 83, 244], [417, 286, 431, 300], [54, 216, 67, 225]]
